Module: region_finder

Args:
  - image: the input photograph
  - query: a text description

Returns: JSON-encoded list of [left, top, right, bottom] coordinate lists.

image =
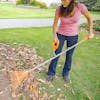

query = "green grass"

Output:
[[0, 2, 100, 19], [0, 27, 53, 59], [0, 2, 55, 18], [0, 27, 100, 99]]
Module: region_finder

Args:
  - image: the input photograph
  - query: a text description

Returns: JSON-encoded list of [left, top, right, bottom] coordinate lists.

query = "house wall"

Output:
[[0, 0, 16, 4], [40, 0, 61, 6], [1, 0, 12, 1]]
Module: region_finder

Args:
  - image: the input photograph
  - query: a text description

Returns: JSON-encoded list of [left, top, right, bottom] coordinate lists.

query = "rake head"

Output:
[[8, 69, 30, 97]]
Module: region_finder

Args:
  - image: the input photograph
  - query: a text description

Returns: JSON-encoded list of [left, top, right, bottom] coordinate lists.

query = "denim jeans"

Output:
[[47, 33, 78, 77]]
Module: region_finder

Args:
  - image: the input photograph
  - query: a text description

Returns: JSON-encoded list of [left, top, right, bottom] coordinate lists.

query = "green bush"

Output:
[[30, 0, 47, 8], [49, 3, 58, 9], [31, 0, 47, 8], [78, 0, 100, 11], [93, 20, 100, 31], [80, 20, 100, 31], [16, 0, 32, 4], [16, 0, 47, 8], [16, 0, 25, 4]]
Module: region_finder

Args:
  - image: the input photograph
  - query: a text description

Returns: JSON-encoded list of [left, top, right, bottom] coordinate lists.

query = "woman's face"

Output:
[[61, 0, 71, 7]]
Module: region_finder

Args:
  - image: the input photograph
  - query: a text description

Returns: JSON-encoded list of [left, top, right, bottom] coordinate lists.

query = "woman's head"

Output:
[[60, 0, 76, 17], [61, 0, 72, 7]]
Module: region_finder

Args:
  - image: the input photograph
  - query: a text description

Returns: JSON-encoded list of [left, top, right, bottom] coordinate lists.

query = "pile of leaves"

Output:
[[0, 43, 92, 99], [13, 45, 43, 70], [0, 43, 16, 70], [0, 43, 49, 99]]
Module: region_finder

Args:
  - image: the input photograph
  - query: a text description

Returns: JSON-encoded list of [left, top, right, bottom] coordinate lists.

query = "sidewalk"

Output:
[[0, 18, 99, 29], [0, 18, 53, 29]]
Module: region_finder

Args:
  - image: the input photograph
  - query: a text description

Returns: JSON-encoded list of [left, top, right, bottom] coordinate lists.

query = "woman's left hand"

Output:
[[88, 29, 94, 39], [88, 33, 94, 39]]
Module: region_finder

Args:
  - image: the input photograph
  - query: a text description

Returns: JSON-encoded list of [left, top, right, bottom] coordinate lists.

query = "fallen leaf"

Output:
[[87, 94, 92, 100], [47, 82, 54, 88], [39, 92, 48, 100], [64, 84, 70, 88], [0, 90, 3, 95], [49, 93, 56, 99], [71, 89, 75, 95], [57, 88, 61, 92], [29, 82, 38, 98], [57, 98, 60, 100], [36, 79, 46, 84]]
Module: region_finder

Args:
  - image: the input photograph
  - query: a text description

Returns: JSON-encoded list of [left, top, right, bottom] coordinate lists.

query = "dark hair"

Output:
[[60, 0, 76, 17]]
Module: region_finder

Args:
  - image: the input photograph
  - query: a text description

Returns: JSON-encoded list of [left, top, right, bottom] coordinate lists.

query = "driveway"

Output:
[[0, 18, 99, 29]]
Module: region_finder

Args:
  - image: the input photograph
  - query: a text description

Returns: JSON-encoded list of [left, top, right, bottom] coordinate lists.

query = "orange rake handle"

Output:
[[83, 37, 89, 41], [52, 39, 59, 51]]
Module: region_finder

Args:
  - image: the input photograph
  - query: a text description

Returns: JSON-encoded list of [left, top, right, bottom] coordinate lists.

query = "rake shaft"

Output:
[[25, 37, 89, 73]]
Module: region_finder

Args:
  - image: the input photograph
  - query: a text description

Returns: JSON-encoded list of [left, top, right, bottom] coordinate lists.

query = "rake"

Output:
[[8, 37, 89, 97]]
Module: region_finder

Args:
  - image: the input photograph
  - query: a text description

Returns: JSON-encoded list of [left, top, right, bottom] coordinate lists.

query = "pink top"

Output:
[[56, 3, 88, 36]]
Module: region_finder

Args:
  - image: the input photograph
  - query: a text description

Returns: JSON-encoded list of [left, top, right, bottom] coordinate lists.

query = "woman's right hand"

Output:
[[53, 34, 59, 43], [52, 34, 59, 51]]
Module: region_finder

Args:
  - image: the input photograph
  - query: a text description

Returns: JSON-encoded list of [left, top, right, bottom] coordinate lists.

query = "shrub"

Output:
[[16, 0, 47, 8], [78, 0, 100, 11], [30, 0, 47, 8], [49, 3, 58, 9], [16, 0, 23, 4], [16, 0, 31, 4], [80, 20, 100, 31]]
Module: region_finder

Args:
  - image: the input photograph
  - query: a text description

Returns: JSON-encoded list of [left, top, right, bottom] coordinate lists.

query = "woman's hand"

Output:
[[52, 34, 59, 51], [88, 29, 94, 39], [53, 34, 59, 43], [88, 33, 94, 39]]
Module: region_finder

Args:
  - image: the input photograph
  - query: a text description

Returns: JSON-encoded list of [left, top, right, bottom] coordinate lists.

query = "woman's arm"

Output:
[[53, 10, 59, 42], [83, 10, 94, 38]]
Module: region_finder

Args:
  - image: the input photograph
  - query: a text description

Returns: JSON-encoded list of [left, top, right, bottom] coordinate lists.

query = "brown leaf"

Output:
[[49, 93, 56, 99], [0, 90, 3, 95], [57, 98, 60, 100], [57, 88, 61, 92], [39, 93, 48, 100], [36, 79, 46, 84], [64, 84, 70, 89], [87, 94, 92, 100], [71, 89, 75, 95], [48, 82, 54, 88], [29, 82, 39, 99]]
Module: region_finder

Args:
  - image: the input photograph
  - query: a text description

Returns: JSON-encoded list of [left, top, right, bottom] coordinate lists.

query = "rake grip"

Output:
[[83, 37, 89, 41]]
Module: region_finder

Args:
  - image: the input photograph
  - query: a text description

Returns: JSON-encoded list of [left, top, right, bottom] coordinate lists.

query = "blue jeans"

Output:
[[47, 33, 78, 77]]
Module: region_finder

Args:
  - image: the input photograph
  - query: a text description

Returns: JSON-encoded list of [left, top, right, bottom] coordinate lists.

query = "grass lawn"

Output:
[[0, 2, 100, 19], [0, 2, 55, 18], [0, 27, 99, 99]]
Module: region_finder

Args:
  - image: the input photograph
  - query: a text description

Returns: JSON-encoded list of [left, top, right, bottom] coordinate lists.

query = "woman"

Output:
[[46, 0, 94, 81]]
